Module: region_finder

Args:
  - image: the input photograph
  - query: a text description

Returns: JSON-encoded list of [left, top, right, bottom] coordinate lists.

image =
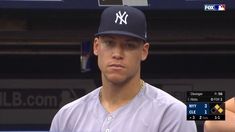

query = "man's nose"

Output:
[[112, 44, 124, 59]]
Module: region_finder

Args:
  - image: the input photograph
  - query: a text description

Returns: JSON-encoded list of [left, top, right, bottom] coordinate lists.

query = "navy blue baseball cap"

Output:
[[95, 6, 147, 42]]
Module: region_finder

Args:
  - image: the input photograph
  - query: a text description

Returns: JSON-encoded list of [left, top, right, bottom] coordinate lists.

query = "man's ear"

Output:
[[93, 37, 99, 56], [141, 43, 149, 61]]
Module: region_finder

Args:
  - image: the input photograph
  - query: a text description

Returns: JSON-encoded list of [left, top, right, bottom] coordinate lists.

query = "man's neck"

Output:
[[99, 78, 144, 113]]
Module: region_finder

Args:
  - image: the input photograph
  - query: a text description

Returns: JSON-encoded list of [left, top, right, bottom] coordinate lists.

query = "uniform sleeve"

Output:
[[158, 102, 197, 132], [49, 111, 60, 132]]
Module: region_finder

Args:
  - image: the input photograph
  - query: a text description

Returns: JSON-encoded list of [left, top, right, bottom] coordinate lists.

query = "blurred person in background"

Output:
[[204, 97, 235, 132]]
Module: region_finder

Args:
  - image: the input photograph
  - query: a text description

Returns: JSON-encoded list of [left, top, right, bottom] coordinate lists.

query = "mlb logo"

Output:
[[218, 4, 226, 11]]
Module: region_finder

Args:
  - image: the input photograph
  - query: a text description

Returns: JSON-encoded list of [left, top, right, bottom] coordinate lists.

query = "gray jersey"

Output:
[[50, 82, 197, 132]]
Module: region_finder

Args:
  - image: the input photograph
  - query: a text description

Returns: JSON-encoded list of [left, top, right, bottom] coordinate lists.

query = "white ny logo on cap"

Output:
[[115, 11, 128, 25]]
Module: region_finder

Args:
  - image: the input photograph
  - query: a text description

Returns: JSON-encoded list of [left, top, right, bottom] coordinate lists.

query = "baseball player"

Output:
[[50, 5, 197, 132]]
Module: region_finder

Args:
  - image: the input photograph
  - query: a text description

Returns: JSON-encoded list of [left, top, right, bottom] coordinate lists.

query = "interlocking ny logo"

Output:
[[115, 11, 128, 25]]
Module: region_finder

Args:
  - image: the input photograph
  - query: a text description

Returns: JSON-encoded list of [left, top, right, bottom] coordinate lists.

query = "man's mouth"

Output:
[[109, 64, 125, 69]]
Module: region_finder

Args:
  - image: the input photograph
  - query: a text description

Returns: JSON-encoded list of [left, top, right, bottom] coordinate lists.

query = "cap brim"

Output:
[[94, 31, 146, 42]]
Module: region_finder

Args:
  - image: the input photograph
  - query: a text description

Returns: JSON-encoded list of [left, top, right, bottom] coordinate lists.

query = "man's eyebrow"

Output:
[[126, 39, 143, 43]]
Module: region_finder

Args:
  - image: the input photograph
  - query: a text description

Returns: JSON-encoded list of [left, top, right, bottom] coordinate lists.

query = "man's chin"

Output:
[[106, 75, 127, 84]]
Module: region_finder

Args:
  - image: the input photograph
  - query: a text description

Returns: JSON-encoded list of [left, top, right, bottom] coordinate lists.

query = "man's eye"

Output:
[[125, 43, 138, 49], [103, 40, 115, 47]]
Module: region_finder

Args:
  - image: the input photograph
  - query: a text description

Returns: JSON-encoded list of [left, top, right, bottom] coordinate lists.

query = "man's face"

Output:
[[93, 35, 149, 84]]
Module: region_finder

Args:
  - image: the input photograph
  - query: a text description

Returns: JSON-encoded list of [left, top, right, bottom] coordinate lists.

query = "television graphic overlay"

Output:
[[187, 91, 225, 120], [204, 4, 226, 11]]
